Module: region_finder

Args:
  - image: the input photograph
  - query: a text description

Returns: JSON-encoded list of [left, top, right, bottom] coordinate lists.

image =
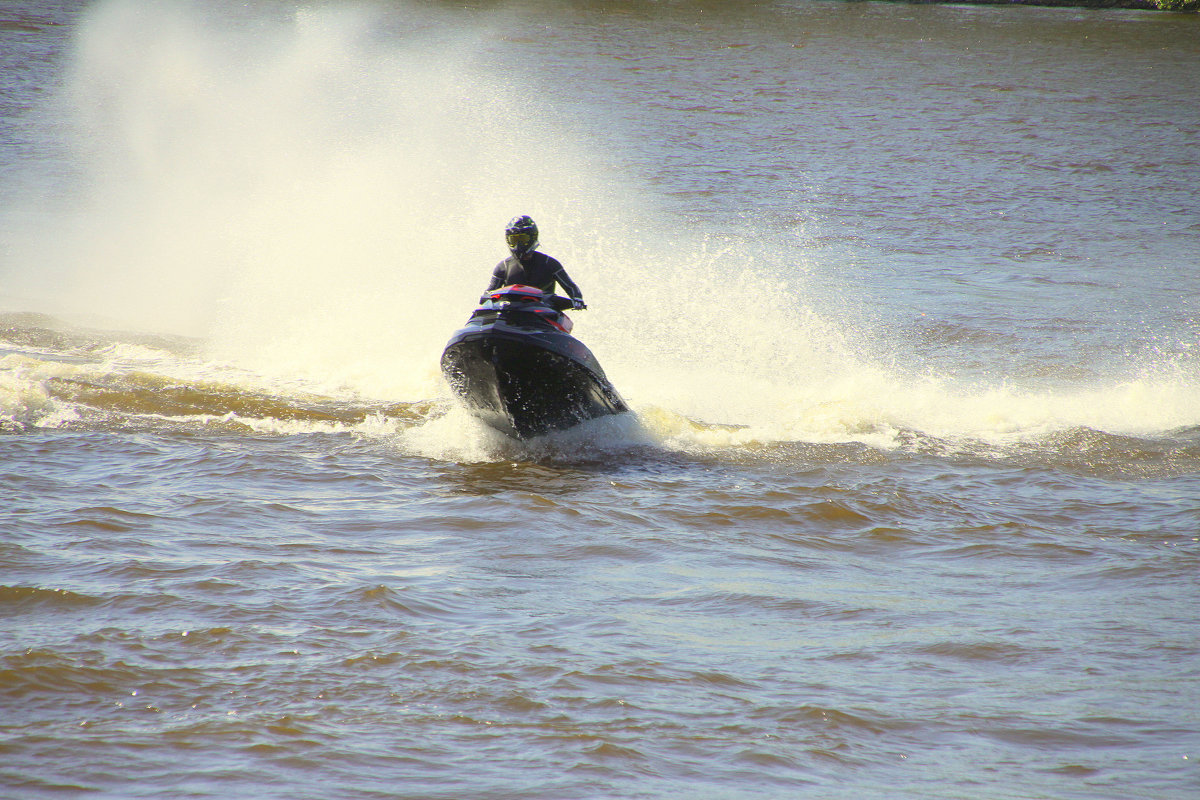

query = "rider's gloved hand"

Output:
[[572, 298, 587, 310]]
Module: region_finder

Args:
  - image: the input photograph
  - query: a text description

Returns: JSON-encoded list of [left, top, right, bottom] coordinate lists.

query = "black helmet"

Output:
[[505, 215, 539, 258]]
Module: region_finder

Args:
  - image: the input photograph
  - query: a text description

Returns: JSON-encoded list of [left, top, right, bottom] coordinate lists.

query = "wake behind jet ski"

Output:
[[440, 284, 629, 439]]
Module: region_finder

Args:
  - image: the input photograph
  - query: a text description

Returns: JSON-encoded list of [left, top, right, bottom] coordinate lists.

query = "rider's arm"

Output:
[[554, 268, 583, 303]]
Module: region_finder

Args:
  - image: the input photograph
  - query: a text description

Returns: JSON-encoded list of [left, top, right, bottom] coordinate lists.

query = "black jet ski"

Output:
[[440, 284, 629, 439]]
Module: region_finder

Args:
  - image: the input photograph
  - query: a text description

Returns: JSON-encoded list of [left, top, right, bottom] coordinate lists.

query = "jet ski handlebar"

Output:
[[546, 295, 585, 311]]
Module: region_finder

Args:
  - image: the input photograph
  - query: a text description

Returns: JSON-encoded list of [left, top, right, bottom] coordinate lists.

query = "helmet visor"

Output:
[[506, 232, 534, 249]]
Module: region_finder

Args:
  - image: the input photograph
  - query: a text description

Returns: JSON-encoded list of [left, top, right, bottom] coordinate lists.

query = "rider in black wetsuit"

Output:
[[484, 216, 586, 309]]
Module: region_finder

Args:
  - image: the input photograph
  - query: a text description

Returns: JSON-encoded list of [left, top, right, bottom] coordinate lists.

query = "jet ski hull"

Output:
[[441, 322, 628, 440]]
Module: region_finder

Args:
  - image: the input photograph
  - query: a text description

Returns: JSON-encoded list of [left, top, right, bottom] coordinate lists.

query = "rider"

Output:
[[483, 215, 586, 309]]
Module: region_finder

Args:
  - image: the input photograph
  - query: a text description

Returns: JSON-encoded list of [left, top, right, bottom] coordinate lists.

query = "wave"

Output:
[[3, 313, 1199, 479], [0, 314, 437, 436], [0, 585, 103, 611]]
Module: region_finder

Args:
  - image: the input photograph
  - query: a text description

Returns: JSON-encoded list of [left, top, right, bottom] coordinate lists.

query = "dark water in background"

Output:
[[2, 1, 1199, 798]]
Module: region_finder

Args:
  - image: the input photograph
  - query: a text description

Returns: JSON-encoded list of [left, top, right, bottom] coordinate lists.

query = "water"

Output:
[[2, 1, 1199, 798]]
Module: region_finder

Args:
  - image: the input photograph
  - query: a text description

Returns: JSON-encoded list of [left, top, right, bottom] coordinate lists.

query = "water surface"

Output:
[[2, 2, 1198, 798]]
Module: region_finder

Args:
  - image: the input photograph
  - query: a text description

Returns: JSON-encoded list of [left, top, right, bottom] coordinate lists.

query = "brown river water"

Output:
[[2, 1, 1199, 798]]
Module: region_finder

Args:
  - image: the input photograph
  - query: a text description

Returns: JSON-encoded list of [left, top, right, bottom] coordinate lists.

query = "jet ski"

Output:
[[440, 284, 629, 439]]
